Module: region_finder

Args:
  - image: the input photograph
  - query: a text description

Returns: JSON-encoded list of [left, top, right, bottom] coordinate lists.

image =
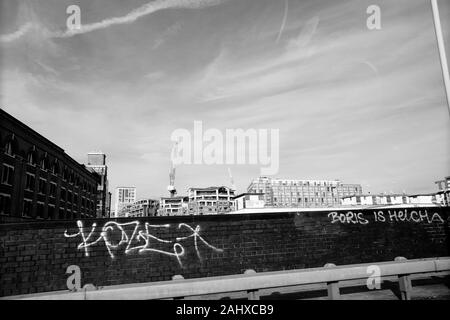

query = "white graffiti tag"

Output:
[[328, 209, 445, 225], [64, 220, 223, 267], [176, 223, 224, 261]]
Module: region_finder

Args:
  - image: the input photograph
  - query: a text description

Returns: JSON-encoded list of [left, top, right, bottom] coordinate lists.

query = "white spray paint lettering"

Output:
[[64, 220, 223, 267], [329, 209, 444, 225], [328, 211, 369, 225], [373, 209, 444, 224]]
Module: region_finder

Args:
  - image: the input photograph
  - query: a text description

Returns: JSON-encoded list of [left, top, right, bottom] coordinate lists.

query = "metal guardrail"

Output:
[[3, 256, 450, 300]]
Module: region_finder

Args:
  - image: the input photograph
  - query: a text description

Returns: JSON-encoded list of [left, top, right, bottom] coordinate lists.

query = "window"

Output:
[[23, 199, 32, 217], [1, 164, 14, 185], [60, 188, 66, 201], [38, 178, 47, 194], [25, 173, 35, 191], [52, 161, 59, 175], [67, 191, 72, 203], [48, 205, 55, 219], [0, 194, 12, 215], [36, 202, 45, 219], [4, 141, 13, 156], [59, 209, 65, 220], [50, 182, 57, 198], [27, 152, 35, 165], [40, 158, 47, 170]]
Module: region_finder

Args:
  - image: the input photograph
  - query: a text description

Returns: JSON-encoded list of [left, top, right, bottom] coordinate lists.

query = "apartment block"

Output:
[[247, 176, 362, 208]]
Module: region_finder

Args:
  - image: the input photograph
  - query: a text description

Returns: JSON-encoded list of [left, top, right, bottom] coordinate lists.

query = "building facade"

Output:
[[86, 152, 110, 218], [341, 193, 446, 206], [233, 193, 265, 211], [409, 193, 447, 206], [159, 196, 188, 216], [187, 186, 235, 215], [114, 187, 136, 217], [247, 177, 362, 208], [126, 199, 159, 218], [341, 194, 409, 206], [0, 109, 99, 223]]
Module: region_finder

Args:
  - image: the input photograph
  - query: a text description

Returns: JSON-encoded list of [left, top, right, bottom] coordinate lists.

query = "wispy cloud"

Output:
[[1, 0, 448, 197], [59, 0, 226, 38], [189, 16, 320, 103], [0, 22, 33, 43], [144, 71, 166, 81], [152, 22, 183, 49], [276, 0, 289, 43], [0, 0, 226, 43]]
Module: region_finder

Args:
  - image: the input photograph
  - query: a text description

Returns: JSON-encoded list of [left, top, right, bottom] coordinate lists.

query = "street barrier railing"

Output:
[[3, 256, 450, 300]]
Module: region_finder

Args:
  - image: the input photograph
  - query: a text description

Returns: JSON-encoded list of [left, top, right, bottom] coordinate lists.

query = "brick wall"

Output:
[[0, 207, 449, 297]]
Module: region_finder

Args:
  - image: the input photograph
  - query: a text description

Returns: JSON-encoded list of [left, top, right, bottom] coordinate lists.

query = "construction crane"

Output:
[[168, 142, 178, 197], [228, 167, 236, 192]]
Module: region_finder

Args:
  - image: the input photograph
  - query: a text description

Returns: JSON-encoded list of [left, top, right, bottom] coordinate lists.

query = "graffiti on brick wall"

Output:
[[64, 220, 223, 267], [328, 209, 445, 225]]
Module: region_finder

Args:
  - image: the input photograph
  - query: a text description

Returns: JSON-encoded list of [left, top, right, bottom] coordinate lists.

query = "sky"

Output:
[[1, 0, 449, 203]]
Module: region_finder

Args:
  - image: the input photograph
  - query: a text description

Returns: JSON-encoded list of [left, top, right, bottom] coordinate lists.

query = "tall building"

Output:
[[114, 187, 136, 217], [0, 109, 99, 223], [187, 186, 235, 215], [247, 176, 362, 208], [86, 152, 110, 218]]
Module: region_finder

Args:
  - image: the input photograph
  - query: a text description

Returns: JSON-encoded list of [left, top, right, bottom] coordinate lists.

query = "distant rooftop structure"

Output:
[[87, 152, 106, 166], [341, 192, 447, 207]]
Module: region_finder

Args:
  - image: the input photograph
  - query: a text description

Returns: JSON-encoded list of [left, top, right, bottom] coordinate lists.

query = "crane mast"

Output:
[[228, 167, 236, 192], [168, 142, 178, 197]]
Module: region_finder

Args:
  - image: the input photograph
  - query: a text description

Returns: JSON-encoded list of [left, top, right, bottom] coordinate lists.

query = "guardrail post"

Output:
[[324, 263, 340, 300], [394, 257, 412, 300], [244, 269, 260, 300], [247, 290, 260, 300], [82, 284, 96, 300], [172, 275, 185, 300]]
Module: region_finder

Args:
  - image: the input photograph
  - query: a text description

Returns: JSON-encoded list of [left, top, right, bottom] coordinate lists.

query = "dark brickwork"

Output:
[[0, 207, 449, 297]]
